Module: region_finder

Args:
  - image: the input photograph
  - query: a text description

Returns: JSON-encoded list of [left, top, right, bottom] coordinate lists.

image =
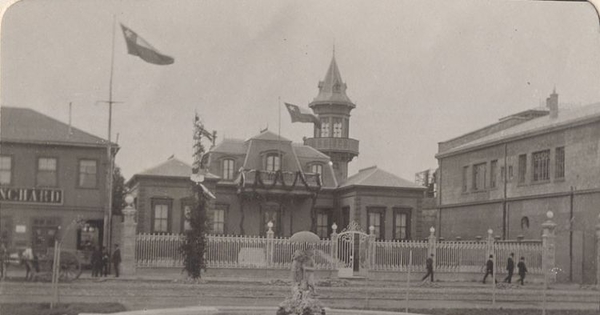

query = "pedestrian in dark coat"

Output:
[[421, 254, 434, 282], [482, 254, 497, 284], [101, 247, 109, 277], [112, 244, 121, 278], [517, 256, 528, 285], [503, 253, 515, 283], [91, 246, 102, 277]]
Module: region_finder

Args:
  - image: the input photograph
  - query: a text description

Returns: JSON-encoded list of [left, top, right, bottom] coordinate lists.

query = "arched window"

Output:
[[521, 216, 530, 230], [265, 154, 281, 172], [222, 159, 235, 180], [310, 164, 323, 175]]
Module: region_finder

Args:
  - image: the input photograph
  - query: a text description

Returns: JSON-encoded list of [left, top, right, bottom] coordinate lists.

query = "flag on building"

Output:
[[284, 103, 321, 127], [120, 24, 174, 65]]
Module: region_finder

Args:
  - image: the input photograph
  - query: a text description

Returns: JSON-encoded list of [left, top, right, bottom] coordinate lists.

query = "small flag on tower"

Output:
[[120, 24, 174, 65], [284, 103, 321, 127]]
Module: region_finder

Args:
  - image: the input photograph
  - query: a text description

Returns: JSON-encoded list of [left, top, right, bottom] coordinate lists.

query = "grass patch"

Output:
[[0, 302, 126, 315]]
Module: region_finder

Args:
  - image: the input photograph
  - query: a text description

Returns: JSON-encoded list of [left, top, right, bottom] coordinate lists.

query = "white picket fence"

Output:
[[136, 233, 544, 274]]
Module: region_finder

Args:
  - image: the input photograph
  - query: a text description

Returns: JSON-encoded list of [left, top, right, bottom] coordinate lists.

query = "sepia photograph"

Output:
[[1, 0, 600, 314]]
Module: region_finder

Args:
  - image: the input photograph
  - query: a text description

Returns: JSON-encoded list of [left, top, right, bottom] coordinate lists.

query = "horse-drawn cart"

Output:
[[5, 247, 82, 282]]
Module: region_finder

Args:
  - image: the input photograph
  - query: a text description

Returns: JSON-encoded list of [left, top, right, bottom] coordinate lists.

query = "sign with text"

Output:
[[0, 187, 63, 205]]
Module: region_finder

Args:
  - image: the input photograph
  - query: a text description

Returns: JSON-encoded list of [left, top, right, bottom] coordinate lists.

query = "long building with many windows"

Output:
[[435, 90, 600, 283]]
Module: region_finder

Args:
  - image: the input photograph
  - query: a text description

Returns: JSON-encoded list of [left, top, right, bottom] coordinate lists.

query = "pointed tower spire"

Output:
[[311, 52, 354, 106]]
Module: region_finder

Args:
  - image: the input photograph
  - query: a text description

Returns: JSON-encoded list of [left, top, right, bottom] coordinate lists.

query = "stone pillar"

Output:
[[266, 221, 274, 267], [121, 195, 137, 277], [368, 225, 376, 269], [428, 227, 437, 266], [486, 229, 494, 259], [542, 211, 557, 284], [330, 223, 338, 269], [596, 214, 600, 286]]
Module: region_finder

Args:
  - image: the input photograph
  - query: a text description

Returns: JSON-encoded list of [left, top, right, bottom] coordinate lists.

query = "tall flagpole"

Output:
[[103, 14, 117, 271]]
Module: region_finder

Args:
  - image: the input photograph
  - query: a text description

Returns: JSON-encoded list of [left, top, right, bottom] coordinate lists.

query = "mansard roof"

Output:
[[129, 157, 219, 182], [1, 106, 115, 148], [437, 102, 600, 158], [247, 130, 292, 142], [310, 55, 355, 106], [339, 166, 425, 190]]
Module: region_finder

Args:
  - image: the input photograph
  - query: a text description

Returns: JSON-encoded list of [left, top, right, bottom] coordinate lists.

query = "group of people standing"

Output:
[[421, 252, 528, 285], [90, 244, 121, 278]]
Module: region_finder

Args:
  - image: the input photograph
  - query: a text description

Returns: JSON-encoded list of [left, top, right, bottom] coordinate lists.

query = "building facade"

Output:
[[128, 54, 426, 240], [0, 107, 115, 257], [436, 90, 600, 283]]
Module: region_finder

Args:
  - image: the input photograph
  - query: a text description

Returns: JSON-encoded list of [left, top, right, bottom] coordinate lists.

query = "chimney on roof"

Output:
[[546, 88, 559, 119]]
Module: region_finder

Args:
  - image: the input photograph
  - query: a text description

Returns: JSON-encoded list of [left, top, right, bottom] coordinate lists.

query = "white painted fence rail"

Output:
[[135, 233, 544, 274]]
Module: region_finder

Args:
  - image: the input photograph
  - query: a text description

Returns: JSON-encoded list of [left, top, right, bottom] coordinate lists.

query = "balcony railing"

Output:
[[239, 170, 321, 191], [303, 137, 359, 156]]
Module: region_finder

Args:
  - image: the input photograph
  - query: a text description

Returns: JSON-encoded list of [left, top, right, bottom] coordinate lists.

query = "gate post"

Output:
[[427, 227, 437, 262], [331, 223, 338, 269], [266, 221, 274, 267], [542, 211, 557, 285], [121, 195, 137, 277], [486, 229, 494, 259], [369, 226, 376, 269]]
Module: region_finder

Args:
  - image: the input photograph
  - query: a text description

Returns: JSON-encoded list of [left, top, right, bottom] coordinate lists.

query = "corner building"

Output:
[[0, 107, 115, 256], [129, 54, 426, 241]]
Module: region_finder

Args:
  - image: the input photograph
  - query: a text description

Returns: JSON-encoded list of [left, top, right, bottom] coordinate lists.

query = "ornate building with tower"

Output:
[[129, 54, 426, 241]]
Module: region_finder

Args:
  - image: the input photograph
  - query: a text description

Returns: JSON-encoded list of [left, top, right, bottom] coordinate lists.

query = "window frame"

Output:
[[221, 158, 235, 180], [392, 208, 411, 240], [264, 153, 282, 172], [462, 165, 468, 192], [36, 157, 58, 187], [472, 162, 487, 191], [555, 146, 565, 179], [490, 160, 498, 189], [309, 163, 323, 175], [366, 207, 385, 240], [151, 198, 172, 234], [77, 159, 98, 189], [208, 204, 228, 235], [315, 209, 331, 239], [0, 155, 13, 186], [518, 154, 527, 184], [262, 202, 281, 237], [532, 149, 550, 182]]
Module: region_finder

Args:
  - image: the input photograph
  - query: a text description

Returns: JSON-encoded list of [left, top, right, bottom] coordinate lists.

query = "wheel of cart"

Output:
[[58, 250, 82, 282], [33, 250, 82, 282]]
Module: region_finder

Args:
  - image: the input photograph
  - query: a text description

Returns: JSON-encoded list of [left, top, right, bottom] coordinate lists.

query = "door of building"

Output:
[[31, 218, 60, 255]]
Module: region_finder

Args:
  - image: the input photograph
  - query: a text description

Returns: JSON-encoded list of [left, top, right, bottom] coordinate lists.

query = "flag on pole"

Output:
[[284, 103, 321, 127], [120, 24, 174, 65]]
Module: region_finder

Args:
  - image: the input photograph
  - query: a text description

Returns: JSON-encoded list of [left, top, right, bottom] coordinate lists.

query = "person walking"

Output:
[[101, 247, 109, 277], [421, 253, 434, 282], [517, 256, 528, 285], [112, 244, 121, 278], [482, 254, 497, 284], [503, 253, 515, 283]]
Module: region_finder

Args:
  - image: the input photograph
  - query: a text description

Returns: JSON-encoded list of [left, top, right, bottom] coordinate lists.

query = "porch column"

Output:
[[542, 211, 557, 285], [121, 195, 137, 277]]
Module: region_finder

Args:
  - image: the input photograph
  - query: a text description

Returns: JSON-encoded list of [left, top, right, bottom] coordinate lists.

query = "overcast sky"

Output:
[[2, 0, 600, 181]]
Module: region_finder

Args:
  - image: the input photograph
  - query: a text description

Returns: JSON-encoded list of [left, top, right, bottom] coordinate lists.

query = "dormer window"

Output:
[[265, 154, 281, 172], [310, 164, 323, 175], [222, 158, 235, 180]]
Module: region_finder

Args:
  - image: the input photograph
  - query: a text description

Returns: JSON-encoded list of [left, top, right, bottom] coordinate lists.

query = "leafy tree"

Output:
[[112, 166, 127, 215], [180, 115, 211, 279]]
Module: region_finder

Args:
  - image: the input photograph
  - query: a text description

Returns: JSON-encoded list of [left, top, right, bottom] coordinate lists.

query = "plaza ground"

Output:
[[1, 265, 599, 314]]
